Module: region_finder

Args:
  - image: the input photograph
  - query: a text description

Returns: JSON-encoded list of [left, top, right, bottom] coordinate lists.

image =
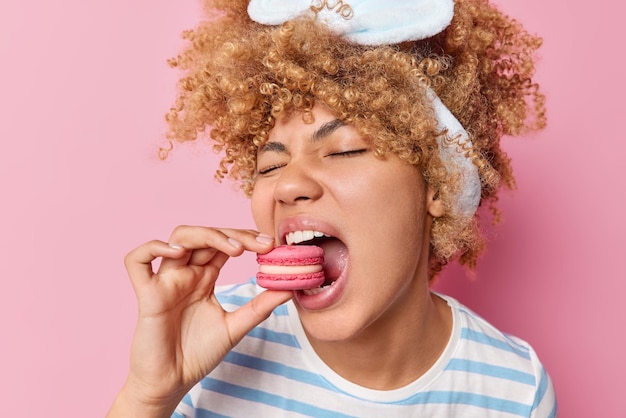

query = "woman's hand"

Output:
[[107, 226, 292, 417]]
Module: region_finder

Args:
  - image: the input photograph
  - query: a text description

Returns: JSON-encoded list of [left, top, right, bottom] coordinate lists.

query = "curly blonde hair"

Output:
[[163, 0, 545, 275]]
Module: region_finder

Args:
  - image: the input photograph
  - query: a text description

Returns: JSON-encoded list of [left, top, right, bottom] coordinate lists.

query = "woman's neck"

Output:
[[305, 290, 453, 390]]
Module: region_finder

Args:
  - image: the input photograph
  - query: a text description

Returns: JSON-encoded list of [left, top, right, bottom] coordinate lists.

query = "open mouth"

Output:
[[284, 230, 348, 294]]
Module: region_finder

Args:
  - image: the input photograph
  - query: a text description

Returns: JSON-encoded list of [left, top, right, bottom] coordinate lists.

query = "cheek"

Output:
[[250, 185, 274, 233], [360, 169, 427, 242]]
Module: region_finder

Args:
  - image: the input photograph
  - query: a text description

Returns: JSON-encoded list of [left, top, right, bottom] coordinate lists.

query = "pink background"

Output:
[[1, 0, 623, 416]]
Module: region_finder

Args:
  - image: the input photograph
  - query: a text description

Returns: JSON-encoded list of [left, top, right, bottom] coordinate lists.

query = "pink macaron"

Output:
[[256, 245, 325, 290]]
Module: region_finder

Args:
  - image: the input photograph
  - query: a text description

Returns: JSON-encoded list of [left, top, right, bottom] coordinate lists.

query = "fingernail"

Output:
[[228, 237, 243, 248], [168, 243, 183, 249], [256, 234, 274, 244]]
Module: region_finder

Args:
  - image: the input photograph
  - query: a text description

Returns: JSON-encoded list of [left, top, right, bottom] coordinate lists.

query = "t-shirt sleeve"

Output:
[[529, 347, 558, 417]]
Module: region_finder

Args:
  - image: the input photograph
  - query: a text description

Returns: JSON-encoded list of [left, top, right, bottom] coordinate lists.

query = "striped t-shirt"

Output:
[[173, 279, 557, 417]]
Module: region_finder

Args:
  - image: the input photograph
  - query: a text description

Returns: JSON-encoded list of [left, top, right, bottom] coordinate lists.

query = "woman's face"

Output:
[[251, 103, 438, 342]]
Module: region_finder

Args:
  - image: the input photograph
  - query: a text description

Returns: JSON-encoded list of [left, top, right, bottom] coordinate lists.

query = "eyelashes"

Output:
[[328, 149, 368, 158], [257, 164, 284, 175]]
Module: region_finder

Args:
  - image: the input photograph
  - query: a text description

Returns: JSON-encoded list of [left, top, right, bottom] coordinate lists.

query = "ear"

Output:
[[426, 187, 445, 218]]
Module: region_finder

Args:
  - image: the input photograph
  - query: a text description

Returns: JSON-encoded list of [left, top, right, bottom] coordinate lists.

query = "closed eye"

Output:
[[257, 164, 285, 175], [327, 149, 369, 158]]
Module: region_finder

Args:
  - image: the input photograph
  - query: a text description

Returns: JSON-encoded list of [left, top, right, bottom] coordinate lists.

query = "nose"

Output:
[[273, 160, 323, 206]]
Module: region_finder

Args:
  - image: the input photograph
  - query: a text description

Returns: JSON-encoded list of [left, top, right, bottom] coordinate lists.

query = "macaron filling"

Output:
[[258, 264, 323, 275]]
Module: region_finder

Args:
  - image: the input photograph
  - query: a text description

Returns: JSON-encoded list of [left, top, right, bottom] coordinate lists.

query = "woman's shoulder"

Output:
[[437, 292, 557, 415]]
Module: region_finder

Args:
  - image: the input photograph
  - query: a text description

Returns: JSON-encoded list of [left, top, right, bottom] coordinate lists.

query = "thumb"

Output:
[[226, 290, 293, 343]]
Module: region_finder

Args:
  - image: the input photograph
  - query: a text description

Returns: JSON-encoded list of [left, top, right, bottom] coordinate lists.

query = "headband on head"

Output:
[[429, 92, 481, 218], [247, 0, 481, 219], [248, 0, 454, 45]]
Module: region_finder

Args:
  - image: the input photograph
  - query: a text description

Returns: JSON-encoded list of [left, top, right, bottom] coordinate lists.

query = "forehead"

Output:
[[270, 104, 337, 137]]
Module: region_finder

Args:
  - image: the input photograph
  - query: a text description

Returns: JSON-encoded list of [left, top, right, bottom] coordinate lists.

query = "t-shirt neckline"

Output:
[[285, 292, 462, 402]]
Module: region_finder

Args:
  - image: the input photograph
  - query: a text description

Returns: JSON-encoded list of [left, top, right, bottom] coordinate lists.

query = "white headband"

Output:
[[248, 0, 454, 45], [247, 0, 481, 218]]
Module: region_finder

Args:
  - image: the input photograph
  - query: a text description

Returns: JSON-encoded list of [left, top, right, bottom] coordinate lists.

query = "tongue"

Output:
[[319, 238, 348, 281]]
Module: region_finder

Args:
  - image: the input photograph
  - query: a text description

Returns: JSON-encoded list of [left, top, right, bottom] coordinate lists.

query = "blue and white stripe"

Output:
[[174, 279, 556, 417]]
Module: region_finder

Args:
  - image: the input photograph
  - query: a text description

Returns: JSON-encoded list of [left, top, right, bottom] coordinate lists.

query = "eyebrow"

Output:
[[258, 119, 345, 154], [312, 119, 345, 142]]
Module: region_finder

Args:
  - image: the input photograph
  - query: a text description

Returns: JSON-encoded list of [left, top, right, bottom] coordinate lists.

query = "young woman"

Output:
[[107, 0, 556, 416]]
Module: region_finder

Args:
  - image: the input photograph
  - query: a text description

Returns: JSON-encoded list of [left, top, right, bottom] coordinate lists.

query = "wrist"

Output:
[[106, 378, 186, 418]]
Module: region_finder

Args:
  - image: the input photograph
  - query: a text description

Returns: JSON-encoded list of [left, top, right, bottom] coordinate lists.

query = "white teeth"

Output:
[[285, 230, 330, 245], [301, 281, 335, 296], [302, 287, 325, 296]]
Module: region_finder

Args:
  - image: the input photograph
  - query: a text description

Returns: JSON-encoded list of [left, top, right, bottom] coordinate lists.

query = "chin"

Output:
[[296, 305, 371, 343]]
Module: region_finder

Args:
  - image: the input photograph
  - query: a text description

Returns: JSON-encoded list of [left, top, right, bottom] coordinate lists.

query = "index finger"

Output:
[[159, 226, 274, 272], [167, 225, 274, 256], [124, 240, 187, 289]]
